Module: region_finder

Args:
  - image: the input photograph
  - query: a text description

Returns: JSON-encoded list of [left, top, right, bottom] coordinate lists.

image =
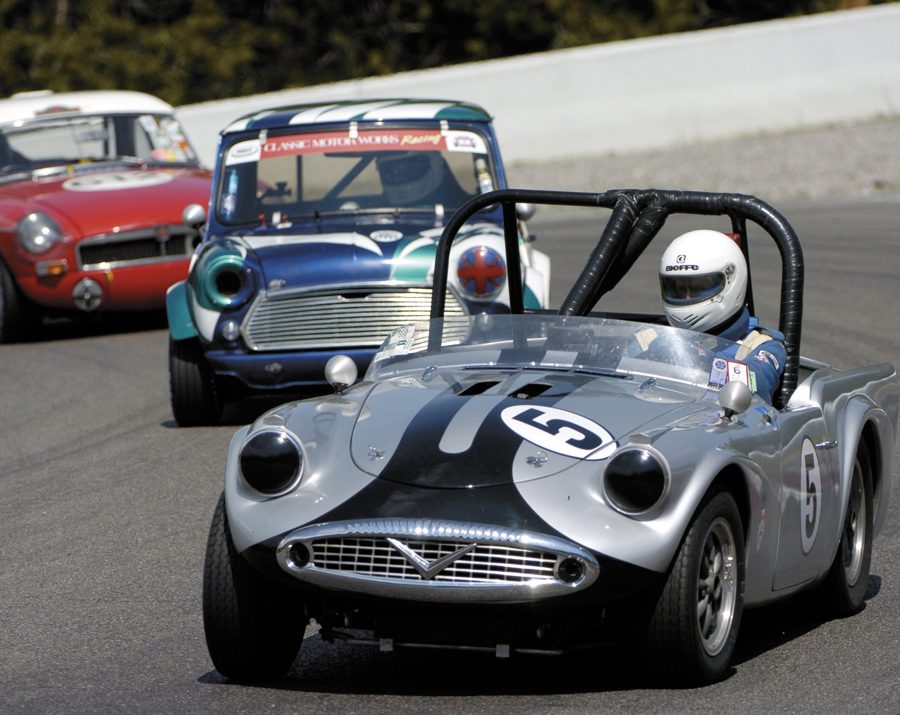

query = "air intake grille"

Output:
[[77, 227, 197, 269], [243, 287, 467, 351], [311, 537, 557, 583]]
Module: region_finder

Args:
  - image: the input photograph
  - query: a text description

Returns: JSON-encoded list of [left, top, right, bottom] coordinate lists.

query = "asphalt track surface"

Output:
[[1, 197, 898, 713]]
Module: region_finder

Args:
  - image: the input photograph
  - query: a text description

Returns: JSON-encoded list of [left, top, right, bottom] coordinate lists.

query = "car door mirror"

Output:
[[182, 203, 207, 229], [719, 380, 752, 420]]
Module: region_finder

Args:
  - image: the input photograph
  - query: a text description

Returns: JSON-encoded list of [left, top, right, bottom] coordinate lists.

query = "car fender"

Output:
[[514, 430, 770, 575], [834, 396, 896, 548], [166, 281, 198, 340]]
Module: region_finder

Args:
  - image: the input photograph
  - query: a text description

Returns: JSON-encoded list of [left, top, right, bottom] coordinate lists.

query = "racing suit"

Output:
[[632, 308, 786, 403], [711, 308, 786, 403]]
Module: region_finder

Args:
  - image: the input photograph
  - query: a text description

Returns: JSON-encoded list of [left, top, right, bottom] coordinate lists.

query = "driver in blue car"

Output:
[[636, 229, 787, 403]]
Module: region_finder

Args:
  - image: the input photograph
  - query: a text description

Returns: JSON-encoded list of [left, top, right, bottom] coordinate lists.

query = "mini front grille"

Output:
[[312, 537, 557, 583], [77, 227, 197, 270], [242, 287, 467, 351]]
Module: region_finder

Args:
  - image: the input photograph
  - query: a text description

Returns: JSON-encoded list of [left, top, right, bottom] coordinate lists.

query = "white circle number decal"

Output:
[[800, 438, 821, 554], [501, 405, 616, 461], [63, 171, 175, 192]]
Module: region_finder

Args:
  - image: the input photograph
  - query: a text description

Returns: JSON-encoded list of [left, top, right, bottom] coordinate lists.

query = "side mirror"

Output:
[[182, 203, 207, 229], [719, 380, 752, 420], [325, 354, 358, 394], [515, 202, 535, 221]]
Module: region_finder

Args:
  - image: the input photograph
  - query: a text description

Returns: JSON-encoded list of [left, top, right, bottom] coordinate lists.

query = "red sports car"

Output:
[[0, 89, 211, 341]]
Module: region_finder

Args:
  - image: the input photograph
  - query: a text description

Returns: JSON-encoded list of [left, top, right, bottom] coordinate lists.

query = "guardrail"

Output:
[[177, 4, 900, 168]]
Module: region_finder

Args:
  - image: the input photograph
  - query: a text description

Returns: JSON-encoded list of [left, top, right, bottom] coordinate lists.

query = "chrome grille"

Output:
[[77, 226, 198, 270], [242, 286, 467, 351], [312, 537, 557, 583]]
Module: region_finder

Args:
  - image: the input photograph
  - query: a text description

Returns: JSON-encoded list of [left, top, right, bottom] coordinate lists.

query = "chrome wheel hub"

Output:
[[696, 516, 737, 656]]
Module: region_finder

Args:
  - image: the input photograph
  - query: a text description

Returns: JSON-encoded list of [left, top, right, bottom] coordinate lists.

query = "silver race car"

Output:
[[202, 189, 898, 685]]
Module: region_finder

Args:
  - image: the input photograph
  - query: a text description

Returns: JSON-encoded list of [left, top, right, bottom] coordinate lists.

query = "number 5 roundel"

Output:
[[501, 405, 616, 460]]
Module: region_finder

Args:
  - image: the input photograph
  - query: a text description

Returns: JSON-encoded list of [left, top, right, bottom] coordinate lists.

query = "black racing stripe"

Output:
[[306, 372, 597, 534], [381, 372, 589, 489]]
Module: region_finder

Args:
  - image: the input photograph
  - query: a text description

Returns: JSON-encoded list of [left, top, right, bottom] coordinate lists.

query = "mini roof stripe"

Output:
[[223, 98, 491, 134], [288, 100, 403, 124]]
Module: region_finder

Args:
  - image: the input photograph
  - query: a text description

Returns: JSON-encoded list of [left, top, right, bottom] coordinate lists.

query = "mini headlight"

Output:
[[603, 447, 668, 515], [202, 254, 254, 309], [17, 212, 63, 254], [239, 430, 303, 496], [456, 244, 507, 300]]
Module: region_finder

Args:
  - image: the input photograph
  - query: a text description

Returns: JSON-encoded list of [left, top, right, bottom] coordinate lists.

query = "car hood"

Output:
[[2, 165, 211, 237], [235, 220, 499, 289], [349, 369, 708, 487]]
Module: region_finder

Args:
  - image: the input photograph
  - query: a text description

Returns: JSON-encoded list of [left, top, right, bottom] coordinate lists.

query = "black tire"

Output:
[[202, 494, 306, 682], [821, 440, 873, 616], [646, 489, 745, 685], [169, 337, 222, 426], [0, 258, 40, 342]]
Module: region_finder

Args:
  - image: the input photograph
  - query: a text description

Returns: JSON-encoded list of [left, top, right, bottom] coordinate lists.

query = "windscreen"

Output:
[[368, 314, 750, 394], [1, 114, 198, 173], [217, 127, 496, 224]]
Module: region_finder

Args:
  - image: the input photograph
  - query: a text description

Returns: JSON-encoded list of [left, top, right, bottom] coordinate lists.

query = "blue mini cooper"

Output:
[[166, 99, 551, 425]]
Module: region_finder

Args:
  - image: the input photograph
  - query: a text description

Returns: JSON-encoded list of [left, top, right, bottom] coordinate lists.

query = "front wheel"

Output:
[[0, 258, 40, 342], [820, 440, 873, 616], [169, 337, 222, 426], [203, 494, 306, 682], [646, 489, 745, 685]]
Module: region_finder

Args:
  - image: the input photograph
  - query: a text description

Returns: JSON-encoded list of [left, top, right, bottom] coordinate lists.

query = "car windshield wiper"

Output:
[[311, 207, 437, 218], [461, 363, 630, 380]]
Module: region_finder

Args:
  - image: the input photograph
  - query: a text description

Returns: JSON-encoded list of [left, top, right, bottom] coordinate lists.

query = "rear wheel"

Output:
[[646, 489, 745, 685], [203, 494, 306, 682], [821, 441, 873, 616], [169, 337, 222, 426]]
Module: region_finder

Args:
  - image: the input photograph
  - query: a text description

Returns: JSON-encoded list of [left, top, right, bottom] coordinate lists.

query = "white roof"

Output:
[[0, 90, 176, 127]]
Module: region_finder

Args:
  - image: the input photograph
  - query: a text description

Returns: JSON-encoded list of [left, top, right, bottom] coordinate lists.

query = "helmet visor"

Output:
[[660, 272, 726, 305], [377, 152, 434, 185]]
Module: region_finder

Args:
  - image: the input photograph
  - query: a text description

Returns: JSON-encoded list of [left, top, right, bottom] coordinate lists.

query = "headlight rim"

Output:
[[17, 211, 64, 254], [239, 428, 305, 497], [601, 445, 670, 517], [202, 254, 255, 310]]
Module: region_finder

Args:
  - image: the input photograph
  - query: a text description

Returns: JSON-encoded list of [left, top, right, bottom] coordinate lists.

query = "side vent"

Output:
[[458, 381, 500, 396]]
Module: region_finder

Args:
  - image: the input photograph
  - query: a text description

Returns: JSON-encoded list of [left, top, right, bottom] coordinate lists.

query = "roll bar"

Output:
[[430, 188, 804, 408]]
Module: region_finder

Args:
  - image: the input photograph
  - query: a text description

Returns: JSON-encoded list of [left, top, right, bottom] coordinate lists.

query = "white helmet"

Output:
[[658, 229, 748, 333]]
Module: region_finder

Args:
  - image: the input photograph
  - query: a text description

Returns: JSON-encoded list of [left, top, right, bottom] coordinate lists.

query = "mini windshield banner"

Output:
[[225, 129, 488, 165]]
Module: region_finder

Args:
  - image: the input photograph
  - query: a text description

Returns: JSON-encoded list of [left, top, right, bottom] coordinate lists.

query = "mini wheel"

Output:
[[169, 337, 222, 426], [202, 494, 306, 682]]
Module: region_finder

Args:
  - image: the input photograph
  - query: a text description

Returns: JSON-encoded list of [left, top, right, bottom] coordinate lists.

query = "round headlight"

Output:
[[456, 245, 507, 300], [239, 430, 303, 496], [18, 212, 63, 254], [603, 448, 668, 515], [201, 254, 254, 309]]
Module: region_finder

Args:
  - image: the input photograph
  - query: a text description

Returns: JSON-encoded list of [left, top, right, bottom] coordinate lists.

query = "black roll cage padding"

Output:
[[430, 188, 804, 408]]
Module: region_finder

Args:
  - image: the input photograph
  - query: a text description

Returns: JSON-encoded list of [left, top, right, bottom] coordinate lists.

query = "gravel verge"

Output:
[[507, 116, 900, 202]]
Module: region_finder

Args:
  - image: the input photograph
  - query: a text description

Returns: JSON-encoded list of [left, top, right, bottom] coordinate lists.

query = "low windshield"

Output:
[[369, 314, 743, 392], [217, 126, 496, 225], [0, 113, 199, 174]]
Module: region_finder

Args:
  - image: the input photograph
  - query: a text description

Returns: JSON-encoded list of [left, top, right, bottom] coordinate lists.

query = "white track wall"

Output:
[[177, 4, 900, 167]]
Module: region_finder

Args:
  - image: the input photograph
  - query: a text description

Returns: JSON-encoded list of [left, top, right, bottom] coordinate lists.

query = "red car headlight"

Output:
[[17, 212, 64, 254]]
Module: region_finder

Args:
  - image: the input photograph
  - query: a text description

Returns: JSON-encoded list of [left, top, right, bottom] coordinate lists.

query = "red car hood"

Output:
[[3, 165, 211, 235]]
